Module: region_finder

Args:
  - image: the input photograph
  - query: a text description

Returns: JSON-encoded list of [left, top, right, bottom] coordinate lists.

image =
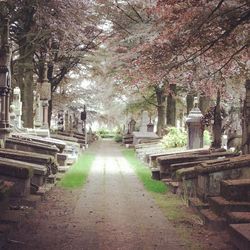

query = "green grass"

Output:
[[59, 152, 95, 188], [122, 149, 167, 193]]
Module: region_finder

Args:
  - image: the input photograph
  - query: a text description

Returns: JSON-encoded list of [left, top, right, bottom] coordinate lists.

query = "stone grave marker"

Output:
[[186, 97, 204, 149]]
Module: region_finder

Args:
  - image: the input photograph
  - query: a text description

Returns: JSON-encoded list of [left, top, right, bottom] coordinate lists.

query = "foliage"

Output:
[[97, 129, 116, 138], [161, 127, 187, 148], [204, 130, 212, 146], [114, 133, 123, 143], [59, 153, 95, 188], [122, 149, 167, 194]]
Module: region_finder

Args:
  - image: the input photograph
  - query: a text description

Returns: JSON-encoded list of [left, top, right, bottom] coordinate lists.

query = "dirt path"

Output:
[[4, 140, 186, 250]]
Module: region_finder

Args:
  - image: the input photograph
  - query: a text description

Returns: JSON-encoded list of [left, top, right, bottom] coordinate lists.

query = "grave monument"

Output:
[[133, 111, 159, 144], [186, 97, 204, 149], [0, 19, 11, 145]]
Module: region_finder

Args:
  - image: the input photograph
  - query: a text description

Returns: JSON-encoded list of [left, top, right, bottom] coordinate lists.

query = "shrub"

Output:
[[161, 127, 187, 148], [204, 130, 212, 146], [114, 134, 123, 143]]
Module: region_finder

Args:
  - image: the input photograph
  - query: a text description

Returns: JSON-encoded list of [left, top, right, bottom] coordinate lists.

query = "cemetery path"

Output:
[[5, 140, 186, 250]]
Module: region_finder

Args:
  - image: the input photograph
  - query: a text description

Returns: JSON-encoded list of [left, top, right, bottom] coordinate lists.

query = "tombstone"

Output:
[[57, 110, 64, 131], [139, 111, 150, 133], [37, 58, 51, 129], [33, 91, 42, 128], [12, 87, 22, 128], [186, 97, 204, 149], [9, 104, 17, 127], [80, 105, 87, 147], [65, 111, 69, 131], [0, 19, 11, 145], [133, 111, 159, 144], [69, 114, 73, 131], [128, 118, 136, 134], [147, 120, 154, 132]]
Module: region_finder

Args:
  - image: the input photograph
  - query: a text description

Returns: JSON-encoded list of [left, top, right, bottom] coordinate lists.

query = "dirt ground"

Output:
[[3, 140, 236, 250]]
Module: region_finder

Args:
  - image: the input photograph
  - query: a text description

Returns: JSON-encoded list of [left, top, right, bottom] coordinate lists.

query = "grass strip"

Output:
[[122, 149, 167, 193], [59, 152, 95, 188]]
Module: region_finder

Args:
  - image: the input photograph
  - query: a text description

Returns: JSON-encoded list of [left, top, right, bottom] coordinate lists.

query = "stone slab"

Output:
[[229, 223, 250, 250]]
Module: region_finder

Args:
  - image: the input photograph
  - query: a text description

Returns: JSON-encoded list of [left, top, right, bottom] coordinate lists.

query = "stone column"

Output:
[[0, 19, 11, 145], [64, 111, 69, 131], [37, 58, 51, 129], [33, 91, 42, 128], [186, 97, 204, 149]]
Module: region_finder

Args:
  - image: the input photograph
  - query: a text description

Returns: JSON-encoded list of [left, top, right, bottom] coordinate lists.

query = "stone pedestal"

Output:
[[0, 19, 11, 146], [186, 98, 204, 149]]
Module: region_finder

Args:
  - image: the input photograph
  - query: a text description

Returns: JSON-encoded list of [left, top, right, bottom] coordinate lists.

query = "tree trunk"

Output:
[[155, 86, 166, 136], [18, 45, 34, 128], [166, 84, 176, 127], [212, 90, 222, 148], [186, 94, 194, 115]]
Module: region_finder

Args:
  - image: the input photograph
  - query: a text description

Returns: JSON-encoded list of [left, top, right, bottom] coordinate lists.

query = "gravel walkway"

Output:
[[4, 140, 186, 250]]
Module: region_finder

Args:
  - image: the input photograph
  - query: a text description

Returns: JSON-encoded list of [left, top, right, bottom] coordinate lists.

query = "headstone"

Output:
[[57, 110, 64, 131], [147, 121, 154, 132], [33, 91, 42, 128], [128, 118, 136, 134], [37, 58, 51, 129], [12, 87, 22, 128], [9, 104, 16, 127], [139, 111, 150, 133], [133, 111, 159, 144], [186, 97, 204, 149], [65, 111, 69, 131]]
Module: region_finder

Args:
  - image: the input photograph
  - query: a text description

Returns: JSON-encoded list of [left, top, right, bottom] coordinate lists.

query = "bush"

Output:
[[97, 129, 115, 138], [204, 130, 212, 146], [114, 134, 123, 143], [161, 127, 187, 148]]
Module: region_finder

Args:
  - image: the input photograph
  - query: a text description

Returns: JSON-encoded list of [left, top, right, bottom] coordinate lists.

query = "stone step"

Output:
[[162, 180, 179, 194], [221, 179, 250, 202], [229, 223, 250, 250], [188, 197, 209, 214], [208, 196, 250, 216], [151, 168, 160, 180], [199, 209, 227, 231], [226, 212, 250, 224]]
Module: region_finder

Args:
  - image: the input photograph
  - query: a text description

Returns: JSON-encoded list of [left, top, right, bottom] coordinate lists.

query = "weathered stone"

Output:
[[229, 223, 250, 250], [5, 137, 59, 157], [220, 179, 250, 202]]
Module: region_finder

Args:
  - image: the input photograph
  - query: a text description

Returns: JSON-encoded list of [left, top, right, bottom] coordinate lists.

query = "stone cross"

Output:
[[186, 97, 204, 149], [139, 111, 150, 133]]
